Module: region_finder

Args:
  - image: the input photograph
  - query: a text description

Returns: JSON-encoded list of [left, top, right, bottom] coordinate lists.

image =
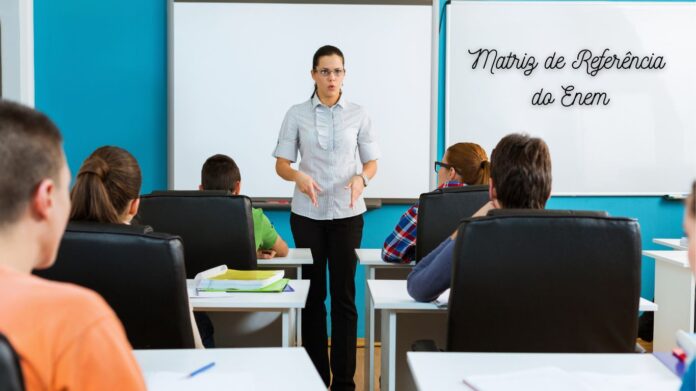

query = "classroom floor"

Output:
[[355, 339, 381, 391]]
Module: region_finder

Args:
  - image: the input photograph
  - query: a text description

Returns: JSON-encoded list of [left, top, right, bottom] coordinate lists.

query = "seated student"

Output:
[[382, 142, 490, 263], [407, 133, 552, 302], [680, 181, 696, 391], [70, 146, 205, 348], [0, 101, 145, 390], [200, 154, 289, 259]]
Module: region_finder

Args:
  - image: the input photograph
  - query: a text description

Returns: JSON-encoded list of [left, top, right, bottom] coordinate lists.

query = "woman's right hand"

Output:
[[295, 171, 322, 207]]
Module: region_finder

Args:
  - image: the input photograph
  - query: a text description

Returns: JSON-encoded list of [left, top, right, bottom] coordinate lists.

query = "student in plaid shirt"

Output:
[[381, 143, 490, 263]]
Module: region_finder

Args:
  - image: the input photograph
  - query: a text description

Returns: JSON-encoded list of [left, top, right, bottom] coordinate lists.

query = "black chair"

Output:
[[35, 221, 195, 349], [415, 185, 489, 261], [447, 210, 641, 353], [0, 333, 24, 391], [137, 191, 257, 278]]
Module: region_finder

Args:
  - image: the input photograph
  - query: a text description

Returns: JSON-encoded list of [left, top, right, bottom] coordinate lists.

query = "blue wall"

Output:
[[34, 0, 687, 338]]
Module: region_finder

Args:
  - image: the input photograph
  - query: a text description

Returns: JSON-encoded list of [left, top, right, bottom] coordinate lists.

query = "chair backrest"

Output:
[[447, 210, 641, 353], [0, 333, 24, 391], [415, 185, 489, 261], [34, 221, 195, 349], [137, 191, 257, 277]]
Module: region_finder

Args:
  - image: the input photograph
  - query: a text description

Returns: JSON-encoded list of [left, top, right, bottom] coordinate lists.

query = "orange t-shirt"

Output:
[[0, 265, 146, 391]]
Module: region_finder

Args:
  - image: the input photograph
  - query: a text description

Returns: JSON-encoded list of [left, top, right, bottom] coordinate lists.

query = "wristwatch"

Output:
[[359, 173, 369, 187]]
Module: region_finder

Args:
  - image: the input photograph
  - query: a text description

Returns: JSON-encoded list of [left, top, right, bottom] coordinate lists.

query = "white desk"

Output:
[[356, 248, 414, 391], [257, 248, 313, 278], [257, 248, 313, 345], [407, 352, 680, 391], [188, 279, 309, 347], [644, 250, 693, 352], [654, 238, 688, 251], [370, 279, 658, 391], [135, 347, 326, 390]]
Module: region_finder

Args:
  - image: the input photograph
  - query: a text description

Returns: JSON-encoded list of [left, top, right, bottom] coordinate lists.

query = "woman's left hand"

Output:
[[345, 175, 365, 208]]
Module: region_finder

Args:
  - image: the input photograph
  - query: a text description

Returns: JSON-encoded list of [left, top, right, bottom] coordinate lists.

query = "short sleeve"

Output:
[[258, 211, 279, 250], [272, 107, 300, 162], [357, 112, 381, 163]]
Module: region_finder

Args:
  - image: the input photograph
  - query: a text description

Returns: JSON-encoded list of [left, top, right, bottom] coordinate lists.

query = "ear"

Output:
[[232, 181, 241, 195], [448, 167, 458, 182], [488, 178, 498, 205], [31, 178, 56, 220], [127, 198, 140, 218]]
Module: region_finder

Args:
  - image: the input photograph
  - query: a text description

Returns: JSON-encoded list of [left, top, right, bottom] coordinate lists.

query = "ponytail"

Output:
[[445, 142, 491, 185], [70, 146, 142, 224]]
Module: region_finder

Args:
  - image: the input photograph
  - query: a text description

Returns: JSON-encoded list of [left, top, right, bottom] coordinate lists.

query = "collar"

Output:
[[311, 93, 345, 109], [437, 181, 466, 189]]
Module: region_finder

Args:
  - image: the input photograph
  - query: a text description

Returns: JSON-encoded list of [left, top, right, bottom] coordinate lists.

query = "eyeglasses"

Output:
[[434, 161, 455, 173], [315, 68, 345, 78]]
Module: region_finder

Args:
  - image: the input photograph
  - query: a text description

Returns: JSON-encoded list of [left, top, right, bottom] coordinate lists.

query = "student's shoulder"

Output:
[[25, 275, 114, 319], [252, 207, 272, 223]]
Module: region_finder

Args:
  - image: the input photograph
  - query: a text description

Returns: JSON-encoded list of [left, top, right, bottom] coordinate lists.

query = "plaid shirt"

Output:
[[381, 181, 466, 263]]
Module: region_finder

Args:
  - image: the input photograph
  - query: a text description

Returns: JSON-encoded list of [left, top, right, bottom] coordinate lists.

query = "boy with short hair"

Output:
[[0, 100, 145, 390], [200, 154, 289, 259], [407, 133, 552, 302]]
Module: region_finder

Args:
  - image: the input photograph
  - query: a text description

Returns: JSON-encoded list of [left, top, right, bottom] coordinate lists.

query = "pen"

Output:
[[186, 362, 215, 378], [462, 377, 481, 391]]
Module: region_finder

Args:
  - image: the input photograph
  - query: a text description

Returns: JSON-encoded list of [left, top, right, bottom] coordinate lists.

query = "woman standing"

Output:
[[273, 45, 379, 390]]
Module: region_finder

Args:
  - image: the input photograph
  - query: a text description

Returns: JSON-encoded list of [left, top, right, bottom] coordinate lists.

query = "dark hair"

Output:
[[311, 45, 345, 99], [490, 133, 552, 209], [201, 154, 241, 191], [0, 100, 64, 228], [446, 142, 490, 185], [70, 146, 142, 223]]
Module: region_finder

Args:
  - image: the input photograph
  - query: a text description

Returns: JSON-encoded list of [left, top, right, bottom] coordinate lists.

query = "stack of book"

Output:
[[194, 265, 289, 294]]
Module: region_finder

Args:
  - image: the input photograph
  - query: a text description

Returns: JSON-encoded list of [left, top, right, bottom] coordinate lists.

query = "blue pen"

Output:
[[186, 362, 215, 378]]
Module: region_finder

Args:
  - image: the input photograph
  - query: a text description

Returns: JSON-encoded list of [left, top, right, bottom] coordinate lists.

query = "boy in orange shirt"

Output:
[[0, 101, 145, 390]]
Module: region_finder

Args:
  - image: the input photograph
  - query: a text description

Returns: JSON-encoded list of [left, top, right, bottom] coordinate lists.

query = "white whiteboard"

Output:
[[0, 0, 34, 105], [171, 1, 432, 198], [446, 1, 696, 195]]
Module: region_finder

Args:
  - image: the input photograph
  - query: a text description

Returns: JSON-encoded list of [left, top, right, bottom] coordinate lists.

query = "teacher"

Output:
[[273, 45, 379, 391]]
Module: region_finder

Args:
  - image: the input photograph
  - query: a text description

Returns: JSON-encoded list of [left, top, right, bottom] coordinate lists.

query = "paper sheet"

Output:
[[465, 366, 678, 391], [146, 371, 254, 390]]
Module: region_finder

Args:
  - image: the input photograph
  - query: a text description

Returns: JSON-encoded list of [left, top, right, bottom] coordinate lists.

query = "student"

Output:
[[273, 45, 380, 390], [407, 133, 552, 302], [0, 101, 145, 390], [681, 181, 696, 391], [200, 154, 289, 259], [70, 145, 205, 348], [382, 142, 489, 263]]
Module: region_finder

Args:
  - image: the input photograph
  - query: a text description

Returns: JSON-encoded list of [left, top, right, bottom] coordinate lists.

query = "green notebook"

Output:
[[197, 278, 290, 293]]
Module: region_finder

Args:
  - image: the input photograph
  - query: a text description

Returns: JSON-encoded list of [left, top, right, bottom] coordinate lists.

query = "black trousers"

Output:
[[291, 213, 363, 391]]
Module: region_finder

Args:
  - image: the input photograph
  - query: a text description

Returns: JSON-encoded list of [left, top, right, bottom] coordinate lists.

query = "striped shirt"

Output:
[[273, 95, 380, 220]]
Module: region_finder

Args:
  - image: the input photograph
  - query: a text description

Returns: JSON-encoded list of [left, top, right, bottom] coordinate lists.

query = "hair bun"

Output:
[[77, 156, 110, 179], [480, 160, 489, 169]]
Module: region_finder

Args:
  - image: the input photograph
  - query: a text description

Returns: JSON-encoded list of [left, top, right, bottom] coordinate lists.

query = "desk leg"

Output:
[[282, 309, 290, 348], [364, 266, 376, 391], [297, 266, 302, 346], [654, 262, 695, 351], [380, 309, 396, 391]]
